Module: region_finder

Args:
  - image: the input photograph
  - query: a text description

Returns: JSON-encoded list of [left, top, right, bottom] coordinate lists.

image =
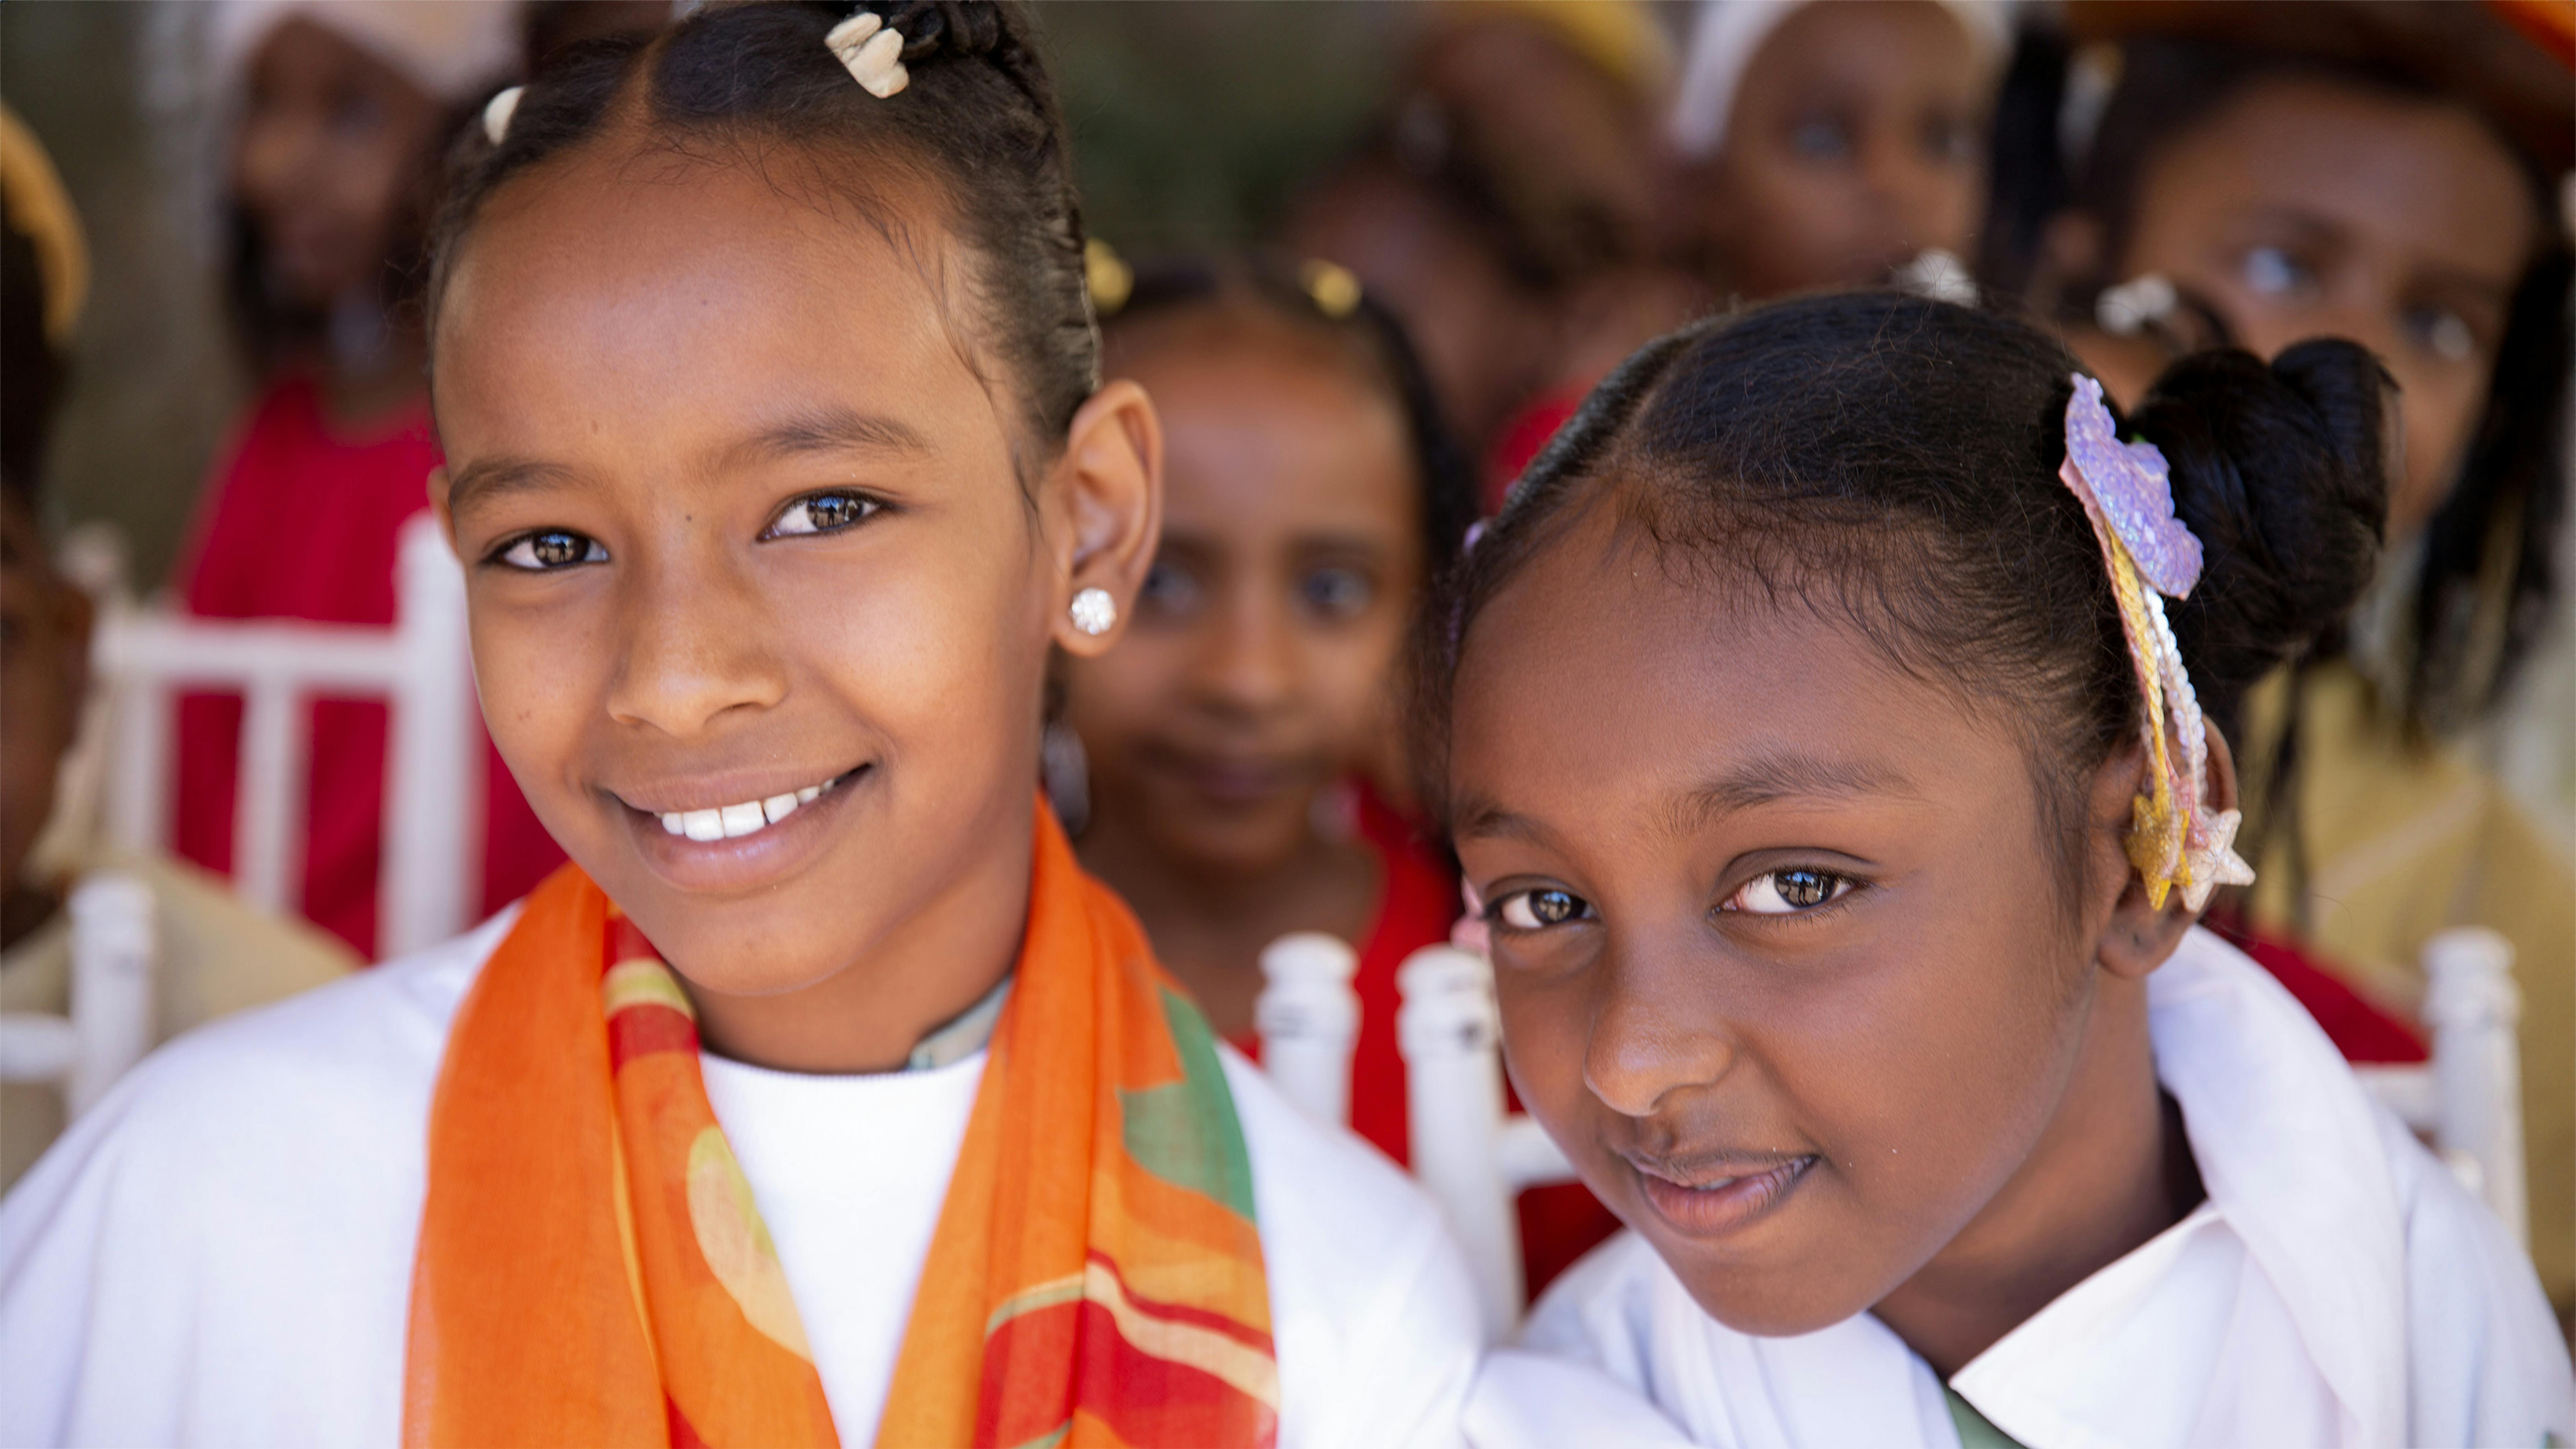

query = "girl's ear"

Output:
[[1047, 379, 1163, 658], [2096, 721, 2239, 981]]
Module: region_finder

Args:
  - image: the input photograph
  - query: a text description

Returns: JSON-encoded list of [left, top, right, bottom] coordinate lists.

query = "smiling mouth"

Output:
[[1629, 1153, 1818, 1239], [642, 767, 863, 842]]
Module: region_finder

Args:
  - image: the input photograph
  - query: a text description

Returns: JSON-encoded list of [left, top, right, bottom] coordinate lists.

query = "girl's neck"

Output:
[[1871, 974, 2204, 1378], [1076, 797, 1380, 1040]]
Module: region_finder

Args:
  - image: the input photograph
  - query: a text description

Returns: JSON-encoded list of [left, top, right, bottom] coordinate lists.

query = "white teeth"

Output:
[[653, 774, 844, 843]]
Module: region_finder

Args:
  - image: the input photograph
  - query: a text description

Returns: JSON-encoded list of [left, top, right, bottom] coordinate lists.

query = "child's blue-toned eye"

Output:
[[1494, 887, 1592, 931], [1722, 868, 1855, 916], [1138, 558, 1201, 618], [2240, 246, 2315, 301], [1298, 565, 1373, 622], [495, 529, 606, 571], [1788, 116, 1853, 162], [2401, 303, 2477, 364], [767, 491, 880, 538]]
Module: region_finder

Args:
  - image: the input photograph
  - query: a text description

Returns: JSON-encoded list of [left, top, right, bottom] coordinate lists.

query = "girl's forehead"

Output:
[[438, 151, 971, 410], [2148, 78, 2538, 265]]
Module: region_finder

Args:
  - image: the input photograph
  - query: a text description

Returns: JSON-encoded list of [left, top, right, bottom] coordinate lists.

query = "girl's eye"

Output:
[[2240, 246, 2316, 301], [1723, 868, 1856, 916], [1297, 566, 1373, 622], [495, 529, 606, 571], [2402, 304, 2478, 364], [767, 491, 880, 538], [1921, 114, 1979, 165], [1138, 558, 1201, 618], [1788, 116, 1853, 162], [1493, 887, 1593, 931]]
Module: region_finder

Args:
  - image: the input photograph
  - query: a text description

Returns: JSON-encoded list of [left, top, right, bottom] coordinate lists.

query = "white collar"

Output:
[[1952, 927, 2407, 1448]]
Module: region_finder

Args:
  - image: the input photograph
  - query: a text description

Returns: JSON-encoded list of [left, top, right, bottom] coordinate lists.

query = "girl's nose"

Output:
[[603, 551, 789, 739], [1194, 581, 1296, 717], [1582, 940, 1739, 1119]]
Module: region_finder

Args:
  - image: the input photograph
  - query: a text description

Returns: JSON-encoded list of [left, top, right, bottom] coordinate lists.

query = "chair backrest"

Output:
[[1253, 932, 1361, 1126], [0, 872, 157, 1117], [91, 514, 480, 959], [1396, 944, 1575, 1334], [2354, 927, 2526, 1246]]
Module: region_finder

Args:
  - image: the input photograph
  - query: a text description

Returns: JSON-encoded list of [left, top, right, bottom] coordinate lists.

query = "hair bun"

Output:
[[2124, 340, 2392, 731], [880, 1, 1003, 59]]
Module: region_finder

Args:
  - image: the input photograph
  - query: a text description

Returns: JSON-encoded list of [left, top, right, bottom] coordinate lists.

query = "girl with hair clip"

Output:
[[178, 0, 566, 958], [2018, 0, 2576, 1316], [1062, 254, 1622, 1297], [0, 6, 1482, 1446], [1432, 293, 2572, 1447]]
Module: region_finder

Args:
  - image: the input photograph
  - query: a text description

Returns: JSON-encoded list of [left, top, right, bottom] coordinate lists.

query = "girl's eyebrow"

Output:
[[445, 456, 580, 516], [720, 405, 932, 467], [1676, 751, 1916, 824]]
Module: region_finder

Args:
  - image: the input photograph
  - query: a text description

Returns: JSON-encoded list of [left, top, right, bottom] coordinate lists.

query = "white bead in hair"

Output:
[[826, 11, 910, 98], [482, 86, 523, 146]]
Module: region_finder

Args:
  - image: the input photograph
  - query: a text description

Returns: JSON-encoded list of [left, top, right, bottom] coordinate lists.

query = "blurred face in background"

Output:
[[1690, 0, 1991, 299], [230, 17, 446, 314], [2113, 77, 2540, 540], [1066, 308, 1423, 877]]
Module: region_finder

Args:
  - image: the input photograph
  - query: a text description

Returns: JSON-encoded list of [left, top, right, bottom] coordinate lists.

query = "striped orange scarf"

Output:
[[402, 804, 1278, 1447]]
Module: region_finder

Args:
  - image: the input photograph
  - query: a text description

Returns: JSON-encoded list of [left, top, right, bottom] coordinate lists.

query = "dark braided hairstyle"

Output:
[[426, 0, 1096, 453], [1416, 292, 2389, 903], [1096, 255, 1479, 585]]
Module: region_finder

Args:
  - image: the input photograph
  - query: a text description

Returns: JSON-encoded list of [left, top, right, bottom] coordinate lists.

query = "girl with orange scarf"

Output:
[[0, 5, 1482, 1445]]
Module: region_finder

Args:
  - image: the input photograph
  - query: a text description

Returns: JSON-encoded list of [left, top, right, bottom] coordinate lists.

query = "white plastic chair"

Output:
[[90, 513, 481, 959], [2354, 927, 2527, 1247], [1393, 929, 2535, 1329], [0, 873, 156, 1117]]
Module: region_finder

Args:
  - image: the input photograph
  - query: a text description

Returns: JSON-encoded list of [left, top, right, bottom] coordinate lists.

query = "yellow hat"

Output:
[[1439, 0, 1678, 100], [0, 106, 89, 347]]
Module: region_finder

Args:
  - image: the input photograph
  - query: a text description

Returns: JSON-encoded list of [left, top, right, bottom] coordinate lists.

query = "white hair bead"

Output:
[[826, 11, 909, 98], [482, 86, 523, 146]]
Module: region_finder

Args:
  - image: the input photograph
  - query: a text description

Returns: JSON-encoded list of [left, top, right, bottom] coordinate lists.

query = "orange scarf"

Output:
[[402, 805, 1278, 1447]]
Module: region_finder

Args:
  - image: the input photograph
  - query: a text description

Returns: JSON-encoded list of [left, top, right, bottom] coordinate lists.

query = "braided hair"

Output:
[[428, 1, 1096, 452], [1096, 255, 1479, 586]]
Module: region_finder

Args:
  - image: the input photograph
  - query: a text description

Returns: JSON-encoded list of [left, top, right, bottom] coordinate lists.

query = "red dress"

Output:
[[1233, 789, 1624, 1296], [174, 377, 565, 958]]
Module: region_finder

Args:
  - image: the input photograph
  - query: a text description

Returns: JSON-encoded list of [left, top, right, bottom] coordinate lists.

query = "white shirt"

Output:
[[0, 908, 1484, 1448], [1466, 927, 2575, 1449]]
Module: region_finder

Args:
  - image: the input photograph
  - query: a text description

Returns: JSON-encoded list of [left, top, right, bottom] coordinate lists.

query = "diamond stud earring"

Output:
[[1069, 587, 1117, 637]]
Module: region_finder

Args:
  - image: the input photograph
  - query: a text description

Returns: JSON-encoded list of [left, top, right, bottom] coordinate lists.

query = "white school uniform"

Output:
[[0, 908, 1485, 1449], [1466, 927, 2575, 1449]]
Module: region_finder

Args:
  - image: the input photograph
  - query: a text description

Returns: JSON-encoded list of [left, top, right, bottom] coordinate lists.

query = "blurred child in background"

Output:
[[1666, 0, 2007, 303], [1064, 256, 1621, 1294], [1288, 0, 1693, 505], [175, 1, 562, 958], [2, 108, 351, 1192], [2023, 0, 2576, 1314]]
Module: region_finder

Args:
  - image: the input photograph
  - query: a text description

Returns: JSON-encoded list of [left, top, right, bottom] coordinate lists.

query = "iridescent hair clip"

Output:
[[2059, 375, 2254, 912], [826, 10, 910, 97]]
